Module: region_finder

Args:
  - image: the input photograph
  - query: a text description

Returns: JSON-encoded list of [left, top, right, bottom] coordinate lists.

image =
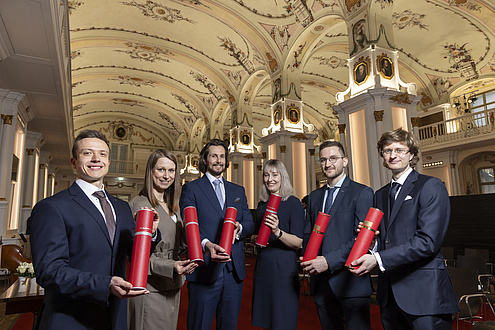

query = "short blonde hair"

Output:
[[259, 159, 295, 202]]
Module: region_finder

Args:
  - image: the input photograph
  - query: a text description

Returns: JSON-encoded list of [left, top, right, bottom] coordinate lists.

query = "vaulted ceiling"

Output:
[[2, 0, 495, 177]]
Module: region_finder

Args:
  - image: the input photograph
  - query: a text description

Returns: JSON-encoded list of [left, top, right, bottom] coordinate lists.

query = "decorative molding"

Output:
[[280, 145, 286, 153], [291, 133, 308, 140], [26, 148, 34, 156], [1, 114, 13, 125], [411, 117, 420, 127], [309, 149, 315, 156], [373, 110, 384, 122], [338, 124, 346, 134]]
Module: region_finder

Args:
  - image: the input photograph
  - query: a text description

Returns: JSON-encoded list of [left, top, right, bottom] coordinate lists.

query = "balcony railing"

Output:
[[109, 160, 146, 176], [418, 109, 495, 147]]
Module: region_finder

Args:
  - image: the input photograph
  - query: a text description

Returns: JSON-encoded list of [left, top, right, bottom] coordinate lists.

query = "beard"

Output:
[[323, 166, 343, 180], [207, 162, 225, 176]]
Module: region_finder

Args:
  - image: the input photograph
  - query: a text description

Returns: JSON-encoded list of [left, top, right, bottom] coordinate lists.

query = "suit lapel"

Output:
[[387, 170, 418, 228], [69, 183, 113, 245], [198, 175, 225, 217]]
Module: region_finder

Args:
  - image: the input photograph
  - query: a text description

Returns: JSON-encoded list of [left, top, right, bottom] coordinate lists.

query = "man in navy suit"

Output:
[[31, 130, 156, 329], [301, 141, 373, 329], [180, 139, 254, 330], [350, 128, 458, 329]]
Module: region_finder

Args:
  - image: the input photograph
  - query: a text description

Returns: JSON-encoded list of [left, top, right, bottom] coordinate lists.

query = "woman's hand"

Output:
[[174, 259, 198, 276], [264, 213, 280, 236], [133, 207, 160, 234]]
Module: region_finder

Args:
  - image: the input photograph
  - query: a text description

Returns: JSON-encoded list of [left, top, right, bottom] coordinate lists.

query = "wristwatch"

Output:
[[277, 230, 283, 239]]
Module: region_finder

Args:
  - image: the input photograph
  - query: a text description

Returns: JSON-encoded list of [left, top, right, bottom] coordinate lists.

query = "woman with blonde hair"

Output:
[[128, 149, 196, 330], [251, 159, 304, 330]]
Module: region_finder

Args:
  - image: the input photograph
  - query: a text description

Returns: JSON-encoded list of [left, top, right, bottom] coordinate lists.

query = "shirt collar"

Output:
[[392, 167, 413, 186], [76, 179, 106, 197], [327, 174, 346, 189], [205, 172, 224, 185]]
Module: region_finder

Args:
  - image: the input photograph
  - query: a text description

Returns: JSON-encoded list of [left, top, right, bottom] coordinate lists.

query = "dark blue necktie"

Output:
[[324, 187, 337, 214], [389, 182, 400, 210]]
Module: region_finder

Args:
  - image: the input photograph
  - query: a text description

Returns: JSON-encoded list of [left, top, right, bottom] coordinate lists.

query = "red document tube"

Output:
[[255, 193, 282, 247], [184, 206, 204, 266], [219, 207, 238, 256], [302, 212, 331, 262], [345, 207, 384, 269], [129, 209, 154, 290]]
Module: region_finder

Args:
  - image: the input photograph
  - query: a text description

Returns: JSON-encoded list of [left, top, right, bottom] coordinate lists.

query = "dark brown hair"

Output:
[[72, 130, 109, 158], [319, 140, 346, 157], [199, 139, 229, 174]]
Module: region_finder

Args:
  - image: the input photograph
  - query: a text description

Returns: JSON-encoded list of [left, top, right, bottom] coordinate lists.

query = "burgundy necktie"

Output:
[[93, 191, 116, 244]]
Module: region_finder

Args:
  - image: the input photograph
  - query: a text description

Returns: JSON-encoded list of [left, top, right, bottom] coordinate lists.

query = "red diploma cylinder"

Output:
[[129, 209, 154, 290], [255, 193, 282, 247], [302, 212, 331, 262], [219, 207, 238, 256], [184, 206, 204, 266], [345, 208, 384, 269]]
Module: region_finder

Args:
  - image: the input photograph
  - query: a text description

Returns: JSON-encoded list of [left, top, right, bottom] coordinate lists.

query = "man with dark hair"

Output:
[[180, 139, 254, 330], [350, 128, 458, 330], [31, 129, 158, 329], [301, 140, 373, 329]]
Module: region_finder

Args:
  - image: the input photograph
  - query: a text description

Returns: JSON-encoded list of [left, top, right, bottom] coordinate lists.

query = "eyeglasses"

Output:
[[381, 148, 409, 156], [320, 156, 344, 164]]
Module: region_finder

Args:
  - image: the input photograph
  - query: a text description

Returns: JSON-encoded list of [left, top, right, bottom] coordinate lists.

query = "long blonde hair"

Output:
[[259, 159, 295, 202]]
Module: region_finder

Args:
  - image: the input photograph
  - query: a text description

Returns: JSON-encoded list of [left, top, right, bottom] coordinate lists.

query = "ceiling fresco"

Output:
[[3, 0, 493, 176]]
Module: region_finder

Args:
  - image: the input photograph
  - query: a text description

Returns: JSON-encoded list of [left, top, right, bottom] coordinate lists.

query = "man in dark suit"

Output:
[[31, 130, 156, 329], [350, 128, 458, 329], [180, 139, 254, 330], [301, 141, 373, 329]]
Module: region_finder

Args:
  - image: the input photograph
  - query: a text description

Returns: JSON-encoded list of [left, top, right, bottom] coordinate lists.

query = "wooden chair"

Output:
[[1, 244, 32, 283]]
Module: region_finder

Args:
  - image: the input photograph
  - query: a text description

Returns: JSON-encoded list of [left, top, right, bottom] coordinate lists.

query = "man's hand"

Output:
[[300, 256, 329, 275], [233, 221, 241, 244], [174, 259, 198, 276], [356, 221, 380, 248], [348, 254, 377, 276], [205, 241, 231, 263], [109, 276, 149, 298]]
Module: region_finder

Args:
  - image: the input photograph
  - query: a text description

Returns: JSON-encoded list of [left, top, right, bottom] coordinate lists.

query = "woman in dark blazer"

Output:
[[251, 159, 304, 330], [128, 149, 197, 330]]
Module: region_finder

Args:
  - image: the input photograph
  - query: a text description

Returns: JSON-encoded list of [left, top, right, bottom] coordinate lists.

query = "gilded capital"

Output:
[[233, 163, 238, 170], [450, 163, 456, 169], [257, 165, 262, 171], [309, 149, 315, 156], [411, 117, 420, 127], [26, 148, 34, 156], [40, 164, 45, 169], [262, 152, 266, 159], [338, 124, 346, 134], [1, 114, 14, 125], [373, 110, 384, 122], [280, 145, 286, 153]]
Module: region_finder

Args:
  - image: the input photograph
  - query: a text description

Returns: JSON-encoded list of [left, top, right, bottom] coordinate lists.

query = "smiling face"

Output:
[[71, 137, 110, 188], [263, 166, 281, 195], [319, 146, 348, 185], [382, 141, 413, 179], [152, 156, 176, 193], [205, 145, 226, 178]]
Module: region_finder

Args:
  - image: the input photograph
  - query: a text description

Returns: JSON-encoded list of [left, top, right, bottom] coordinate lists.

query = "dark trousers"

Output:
[[187, 265, 243, 330], [380, 285, 452, 330], [313, 276, 371, 330]]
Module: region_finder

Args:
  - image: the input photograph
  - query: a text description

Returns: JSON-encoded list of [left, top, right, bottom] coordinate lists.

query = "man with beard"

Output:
[[180, 139, 254, 330], [301, 140, 373, 330]]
